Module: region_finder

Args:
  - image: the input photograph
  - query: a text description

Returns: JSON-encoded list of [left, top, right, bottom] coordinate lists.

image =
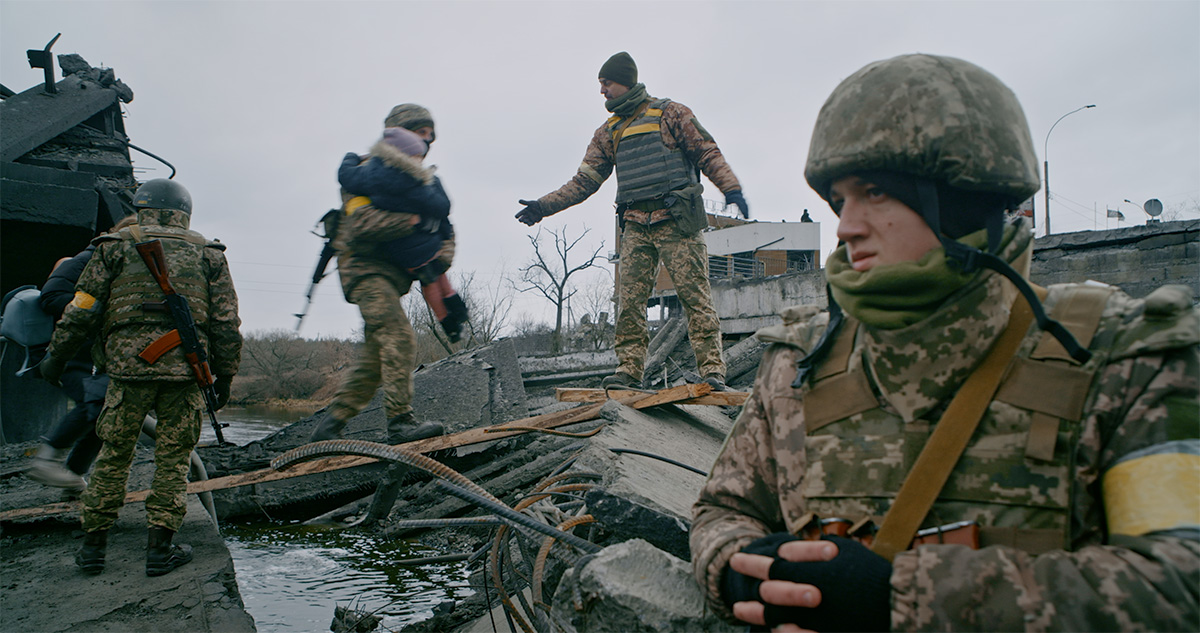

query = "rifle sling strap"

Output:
[[870, 288, 1041, 562]]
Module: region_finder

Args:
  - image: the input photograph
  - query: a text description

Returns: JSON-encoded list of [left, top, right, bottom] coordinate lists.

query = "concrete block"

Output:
[[551, 539, 740, 633]]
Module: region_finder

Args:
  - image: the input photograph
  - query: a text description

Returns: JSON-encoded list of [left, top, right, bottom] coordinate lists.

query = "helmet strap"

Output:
[[915, 180, 1089, 363], [792, 283, 846, 388]]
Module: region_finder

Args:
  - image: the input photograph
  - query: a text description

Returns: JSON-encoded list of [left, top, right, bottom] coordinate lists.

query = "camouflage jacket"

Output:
[[536, 98, 741, 216], [333, 186, 455, 300], [691, 266, 1199, 630], [47, 209, 243, 382]]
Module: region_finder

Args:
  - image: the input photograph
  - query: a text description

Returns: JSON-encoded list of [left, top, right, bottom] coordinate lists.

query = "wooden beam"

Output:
[[556, 386, 747, 407], [0, 383, 712, 522]]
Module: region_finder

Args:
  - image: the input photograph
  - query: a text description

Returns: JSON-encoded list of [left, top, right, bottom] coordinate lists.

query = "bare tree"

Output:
[[515, 225, 605, 353], [571, 274, 615, 351], [401, 269, 517, 361]]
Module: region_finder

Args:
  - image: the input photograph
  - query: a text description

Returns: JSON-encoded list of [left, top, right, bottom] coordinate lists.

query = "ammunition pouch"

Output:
[[666, 183, 706, 234]]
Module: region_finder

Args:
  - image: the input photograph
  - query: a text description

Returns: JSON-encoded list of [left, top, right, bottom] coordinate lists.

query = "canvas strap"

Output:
[[870, 289, 1041, 562]]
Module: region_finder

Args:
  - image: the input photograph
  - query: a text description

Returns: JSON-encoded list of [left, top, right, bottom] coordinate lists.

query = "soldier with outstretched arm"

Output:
[[38, 179, 242, 577], [689, 54, 1199, 632], [515, 51, 747, 392]]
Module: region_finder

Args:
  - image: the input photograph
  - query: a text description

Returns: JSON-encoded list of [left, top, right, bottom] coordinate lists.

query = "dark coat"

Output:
[[338, 138, 453, 269]]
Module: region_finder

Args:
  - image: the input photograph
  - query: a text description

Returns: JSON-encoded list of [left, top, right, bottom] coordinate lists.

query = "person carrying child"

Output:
[[337, 126, 468, 342]]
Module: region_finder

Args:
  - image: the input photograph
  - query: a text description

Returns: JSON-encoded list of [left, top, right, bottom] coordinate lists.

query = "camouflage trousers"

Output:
[[329, 274, 416, 422], [81, 379, 202, 533], [616, 220, 725, 381]]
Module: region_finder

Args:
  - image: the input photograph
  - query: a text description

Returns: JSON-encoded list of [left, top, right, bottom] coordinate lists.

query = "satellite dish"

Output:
[[1144, 199, 1163, 217]]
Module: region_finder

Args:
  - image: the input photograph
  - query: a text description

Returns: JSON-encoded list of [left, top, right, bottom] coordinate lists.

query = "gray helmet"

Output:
[[132, 179, 192, 215], [805, 53, 1040, 206]]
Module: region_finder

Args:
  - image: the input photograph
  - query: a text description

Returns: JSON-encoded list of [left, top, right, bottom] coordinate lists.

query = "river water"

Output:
[[199, 406, 475, 632]]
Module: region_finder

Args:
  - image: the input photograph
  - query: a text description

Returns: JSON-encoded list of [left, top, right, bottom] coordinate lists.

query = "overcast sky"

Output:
[[3, 1, 1197, 340]]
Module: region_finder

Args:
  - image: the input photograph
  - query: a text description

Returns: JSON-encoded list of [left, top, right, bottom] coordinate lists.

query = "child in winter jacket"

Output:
[[338, 126, 468, 342]]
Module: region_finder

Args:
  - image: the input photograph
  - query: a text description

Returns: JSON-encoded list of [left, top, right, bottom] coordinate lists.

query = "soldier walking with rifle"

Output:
[[39, 179, 243, 577]]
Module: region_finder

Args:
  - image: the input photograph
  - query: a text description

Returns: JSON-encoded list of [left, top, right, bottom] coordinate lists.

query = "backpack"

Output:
[[0, 285, 54, 376]]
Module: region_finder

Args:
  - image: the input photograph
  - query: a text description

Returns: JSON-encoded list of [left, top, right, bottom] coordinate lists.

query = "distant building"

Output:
[[609, 203, 821, 326]]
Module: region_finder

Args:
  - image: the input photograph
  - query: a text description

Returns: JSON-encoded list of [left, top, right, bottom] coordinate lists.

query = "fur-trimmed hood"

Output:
[[370, 138, 435, 186]]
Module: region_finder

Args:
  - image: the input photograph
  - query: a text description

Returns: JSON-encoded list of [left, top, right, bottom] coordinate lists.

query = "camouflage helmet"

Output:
[[804, 54, 1040, 205], [132, 179, 192, 215]]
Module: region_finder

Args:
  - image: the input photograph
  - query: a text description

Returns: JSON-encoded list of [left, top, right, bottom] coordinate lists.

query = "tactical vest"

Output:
[[609, 98, 699, 204], [796, 284, 1115, 555], [98, 226, 215, 338]]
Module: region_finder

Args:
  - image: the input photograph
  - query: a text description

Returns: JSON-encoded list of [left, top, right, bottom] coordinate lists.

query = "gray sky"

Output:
[[3, 1, 1198, 340]]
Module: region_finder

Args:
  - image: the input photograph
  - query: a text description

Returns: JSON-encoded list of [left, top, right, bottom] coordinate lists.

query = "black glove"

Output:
[[725, 190, 750, 219], [722, 533, 892, 633], [214, 378, 232, 410], [515, 199, 545, 226], [36, 353, 66, 387]]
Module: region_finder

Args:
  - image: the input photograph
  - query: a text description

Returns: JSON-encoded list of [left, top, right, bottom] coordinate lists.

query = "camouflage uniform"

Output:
[[691, 243, 1200, 629], [46, 208, 242, 532], [327, 189, 455, 422], [535, 97, 738, 381], [691, 53, 1200, 631]]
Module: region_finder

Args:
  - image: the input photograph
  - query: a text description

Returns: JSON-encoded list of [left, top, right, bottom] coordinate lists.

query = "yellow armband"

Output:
[[1103, 441, 1200, 536]]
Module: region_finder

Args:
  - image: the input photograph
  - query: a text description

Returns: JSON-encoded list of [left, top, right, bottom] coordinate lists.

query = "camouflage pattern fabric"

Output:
[[47, 208, 242, 380], [691, 234, 1200, 629], [616, 221, 724, 381], [333, 189, 456, 301], [327, 274, 417, 421], [44, 208, 242, 536], [535, 98, 741, 217], [81, 380, 202, 532]]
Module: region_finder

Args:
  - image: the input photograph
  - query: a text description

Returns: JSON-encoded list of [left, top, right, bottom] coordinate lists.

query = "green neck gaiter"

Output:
[[606, 83, 648, 116], [826, 226, 1017, 329]]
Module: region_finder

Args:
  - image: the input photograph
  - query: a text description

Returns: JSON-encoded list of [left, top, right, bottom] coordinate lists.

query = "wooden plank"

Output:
[[556, 386, 747, 407], [0, 384, 709, 522]]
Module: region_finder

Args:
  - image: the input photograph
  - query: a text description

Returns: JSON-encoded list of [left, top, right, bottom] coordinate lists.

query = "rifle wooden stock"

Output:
[[134, 238, 229, 445]]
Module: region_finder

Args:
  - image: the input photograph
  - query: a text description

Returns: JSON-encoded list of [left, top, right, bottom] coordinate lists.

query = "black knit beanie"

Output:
[[851, 170, 1012, 239], [599, 52, 638, 88]]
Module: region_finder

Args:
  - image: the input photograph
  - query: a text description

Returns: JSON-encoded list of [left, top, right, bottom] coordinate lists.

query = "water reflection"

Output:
[[198, 404, 309, 446], [201, 406, 473, 631], [224, 520, 474, 632]]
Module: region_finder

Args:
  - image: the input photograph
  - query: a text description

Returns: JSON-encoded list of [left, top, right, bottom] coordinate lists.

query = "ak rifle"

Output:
[[294, 209, 340, 332], [134, 239, 231, 446]]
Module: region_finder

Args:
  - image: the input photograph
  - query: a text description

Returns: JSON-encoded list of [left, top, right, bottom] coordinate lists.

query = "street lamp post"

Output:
[[1043, 104, 1096, 236]]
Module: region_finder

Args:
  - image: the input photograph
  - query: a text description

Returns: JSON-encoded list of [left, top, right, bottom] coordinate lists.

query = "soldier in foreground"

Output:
[[515, 51, 747, 391], [39, 179, 242, 576], [690, 54, 1199, 631]]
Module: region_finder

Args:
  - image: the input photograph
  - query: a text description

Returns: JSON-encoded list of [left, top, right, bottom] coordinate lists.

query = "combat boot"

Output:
[[146, 526, 193, 576], [75, 529, 108, 575], [601, 372, 638, 390], [309, 411, 348, 443], [440, 295, 469, 343], [28, 444, 87, 493], [702, 374, 728, 392], [386, 412, 444, 446]]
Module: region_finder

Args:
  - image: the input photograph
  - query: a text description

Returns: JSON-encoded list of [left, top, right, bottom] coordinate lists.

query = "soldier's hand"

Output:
[[728, 535, 891, 632], [725, 190, 750, 218], [36, 354, 66, 387], [214, 378, 232, 410], [515, 199, 545, 226]]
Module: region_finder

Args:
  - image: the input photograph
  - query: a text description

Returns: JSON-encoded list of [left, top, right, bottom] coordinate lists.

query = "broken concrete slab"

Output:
[[413, 339, 528, 433], [554, 398, 732, 536], [194, 339, 532, 520], [550, 538, 739, 633], [1, 495, 255, 632]]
